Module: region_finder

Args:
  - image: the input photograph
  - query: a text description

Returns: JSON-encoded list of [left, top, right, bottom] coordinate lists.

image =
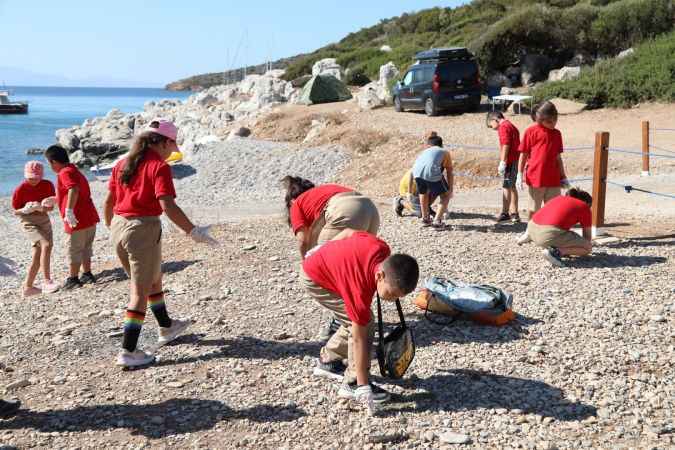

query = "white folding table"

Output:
[[490, 94, 533, 115]]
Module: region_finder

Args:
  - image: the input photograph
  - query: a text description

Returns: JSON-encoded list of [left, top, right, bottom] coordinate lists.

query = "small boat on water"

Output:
[[0, 90, 28, 114]]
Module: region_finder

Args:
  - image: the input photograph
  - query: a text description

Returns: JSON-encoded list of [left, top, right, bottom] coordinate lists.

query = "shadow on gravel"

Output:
[[445, 222, 527, 234], [171, 164, 197, 180], [0, 398, 305, 439], [604, 234, 675, 249], [381, 369, 596, 421], [567, 253, 666, 268], [156, 335, 322, 367], [0, 256, 17, 277], [95, 260, 201, 285]]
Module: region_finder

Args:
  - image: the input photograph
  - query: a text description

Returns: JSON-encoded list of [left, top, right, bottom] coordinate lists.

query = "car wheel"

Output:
[[394, 96, 404, 112], [425, 97, 437, 116]]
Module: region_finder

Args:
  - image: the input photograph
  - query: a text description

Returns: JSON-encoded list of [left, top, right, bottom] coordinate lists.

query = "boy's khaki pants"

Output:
[[302, 270, 375, 384]]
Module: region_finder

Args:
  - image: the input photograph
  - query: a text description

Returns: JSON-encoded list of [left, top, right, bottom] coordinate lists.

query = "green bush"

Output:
[[560, 4, 600, 52], [344, 68, 371, 86], [534, 31, 675, 108]]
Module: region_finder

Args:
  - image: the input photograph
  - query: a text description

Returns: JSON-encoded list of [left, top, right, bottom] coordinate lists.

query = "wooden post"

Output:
[[591, 131, 609, 237], [642, 121, 650, 176]]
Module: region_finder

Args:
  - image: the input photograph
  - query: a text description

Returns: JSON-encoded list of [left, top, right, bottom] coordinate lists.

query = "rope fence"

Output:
[[651, 128, 675, 132], [605, 180, 675, 200]]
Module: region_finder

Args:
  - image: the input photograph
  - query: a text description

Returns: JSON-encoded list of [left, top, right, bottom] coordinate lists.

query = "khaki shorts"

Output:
[[21, 213, 53, 247], [528, 222, 588, 249], [528, 186, 561, 212], [311, 192, 381, 245], [67, 225, 96, 265], [111, 215, 161, 289]]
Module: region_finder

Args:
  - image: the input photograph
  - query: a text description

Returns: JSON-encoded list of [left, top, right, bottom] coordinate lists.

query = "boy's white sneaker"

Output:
[[116, 349, 155, 367], [516, 232, 531, 245], [157, 318, 192, 346]]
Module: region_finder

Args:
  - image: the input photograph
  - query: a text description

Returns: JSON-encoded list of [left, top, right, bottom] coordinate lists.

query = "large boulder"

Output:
[[617, 48, 635, 59], [312, 58, 343, 80], [356, 83, 386, 110], [520, 54, 553, 86], [55, 128, 80, 151], [548, 66, 581, 82], [378, 62, 399, 87]]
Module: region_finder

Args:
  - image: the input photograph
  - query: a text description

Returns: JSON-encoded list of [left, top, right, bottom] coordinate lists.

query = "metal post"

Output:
[[642, 121, 650, 176], [591, 131, 609, 237]]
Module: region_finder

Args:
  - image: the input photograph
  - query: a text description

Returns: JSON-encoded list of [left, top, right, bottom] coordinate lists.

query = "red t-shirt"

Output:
[[56, 164, 100, 234], [518, 123, 564, 188], [498, 119, 521, 165], [12, 180, 55, 210], [532, 196, 591, 230], [302, 232, 391, 326], [109, 150, 177, 218], [290, 184, 352, 234]]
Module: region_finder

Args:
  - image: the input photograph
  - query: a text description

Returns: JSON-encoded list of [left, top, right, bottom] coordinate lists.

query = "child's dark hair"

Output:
[[567, 187, 592, 206], [531, 101, 558, 124], [44, 145, 70, 165], [121, 121, 167, 185], [487, 111, 504, 122], [382, 254, 419, 294], [426, 131, 443, 147], [281, 175, 315, 226]]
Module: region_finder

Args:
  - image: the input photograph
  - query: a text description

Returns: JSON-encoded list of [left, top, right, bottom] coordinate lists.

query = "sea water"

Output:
[[0, 86, 190, 196]]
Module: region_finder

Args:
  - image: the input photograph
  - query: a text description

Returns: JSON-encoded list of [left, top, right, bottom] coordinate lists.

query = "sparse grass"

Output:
[[342, 129, 391, 154]]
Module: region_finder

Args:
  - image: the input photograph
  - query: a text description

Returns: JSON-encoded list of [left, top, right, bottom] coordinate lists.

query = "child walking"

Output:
[[103, 119, 217, 367], [516, 101, 569, 244], [44, 145, 100, 289], [487, 111, 521, 223], [302, 229, 419, 410], [11, 161, 59, 297]]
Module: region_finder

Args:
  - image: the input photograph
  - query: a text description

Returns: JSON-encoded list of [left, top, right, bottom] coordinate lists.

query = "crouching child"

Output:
[[527, 187, 593, 267], [302, 229, 419, 408]]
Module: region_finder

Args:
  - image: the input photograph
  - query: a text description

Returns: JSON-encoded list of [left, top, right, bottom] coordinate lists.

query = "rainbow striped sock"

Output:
[[148, 292, 171, 328], [122, 309, 145, 352]]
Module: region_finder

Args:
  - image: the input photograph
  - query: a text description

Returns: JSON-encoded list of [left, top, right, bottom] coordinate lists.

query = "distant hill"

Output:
[[166, 0, 674, 92]]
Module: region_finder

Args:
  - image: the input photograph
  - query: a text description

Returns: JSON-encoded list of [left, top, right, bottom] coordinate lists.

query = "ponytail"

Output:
[[120, 130, 167, 185], [281, 175, 315, 226]]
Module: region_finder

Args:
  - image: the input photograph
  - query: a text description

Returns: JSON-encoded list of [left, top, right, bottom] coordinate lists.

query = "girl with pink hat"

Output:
[[103, 118, 218, 367], [11, 161, 60, 297]]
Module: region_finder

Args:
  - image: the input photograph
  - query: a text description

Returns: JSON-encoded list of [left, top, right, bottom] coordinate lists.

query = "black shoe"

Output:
[[312, 358, 346, 381], [316, 316, 340, 343], [63, 276, 83, 290], [338, 381, 391, 403], [392, 197, 404, 217], [543, 247, 565, 267], [79, 271, 96, 285], [496, 212, 510, 222], [510, 213, 521, 223], [0, 399, 21, 417]]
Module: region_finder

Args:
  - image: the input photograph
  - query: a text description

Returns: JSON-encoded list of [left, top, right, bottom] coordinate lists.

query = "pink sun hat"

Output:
[[144, 118, 178, 141], [24, 161, 44, 181]]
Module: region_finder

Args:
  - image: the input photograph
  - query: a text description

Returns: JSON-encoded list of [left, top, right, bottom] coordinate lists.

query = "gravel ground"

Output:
[[1, 137, 674, 449]]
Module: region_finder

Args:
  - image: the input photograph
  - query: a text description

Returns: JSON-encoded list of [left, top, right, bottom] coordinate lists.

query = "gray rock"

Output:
[[548, 66, 581, 82], [55, 129, 80, 151], [438, 431, 472, 444], [5, 379, 30, 391], [616, 48, 635, 59]]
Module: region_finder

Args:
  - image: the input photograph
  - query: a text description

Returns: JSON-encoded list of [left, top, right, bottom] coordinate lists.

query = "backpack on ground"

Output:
[[376, 294, 415, 379], [414, 276, 515, 326]]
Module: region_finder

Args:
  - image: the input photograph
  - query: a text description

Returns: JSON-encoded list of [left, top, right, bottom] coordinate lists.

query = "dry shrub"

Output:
[[343, 129, 391, 154]]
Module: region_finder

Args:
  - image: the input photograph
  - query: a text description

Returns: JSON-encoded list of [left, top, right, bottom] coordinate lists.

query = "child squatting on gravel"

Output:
[[528, 188, 593, 267], [302, 229, 419, 411], [411, 131, 454, 229], [11, 161, 59, 297], [487, 111, 521, 223], [45, 145, 100, 290], [103, 119, 218, 367], [516, 101, 570, 244], [392, 169, 437, 218]]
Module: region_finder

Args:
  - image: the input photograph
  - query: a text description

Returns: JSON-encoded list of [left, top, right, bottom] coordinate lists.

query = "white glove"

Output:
[[497, 161, 507, 176], [41, 196, 56, 208], [516, 172, 524, 191], [560, 178, 571, 189], [19, 201, 41, 215], [64, 208, 79, 228], [189, 225, 219, 246], [354, 385, 376, 416]]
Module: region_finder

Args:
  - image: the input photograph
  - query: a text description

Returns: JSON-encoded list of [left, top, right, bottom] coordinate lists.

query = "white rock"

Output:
[[438, 431, 472, 444], [380, 45, 392, 53], [548, 66, 581, 82], [312, 58, 343, 80], [356, 83, 386, 111], [617, 48, 635, 59]]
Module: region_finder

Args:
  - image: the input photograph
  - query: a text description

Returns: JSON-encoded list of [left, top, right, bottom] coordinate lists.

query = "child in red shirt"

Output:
[[302, 230, 419, 410], [528, 188, 593, 267], [11, 161, 59, 297], [44, 145, 100, 290], [488, 112, 521, 223]]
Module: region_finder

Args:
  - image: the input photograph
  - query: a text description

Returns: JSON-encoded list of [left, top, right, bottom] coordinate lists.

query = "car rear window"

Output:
[[437, 61, 478, 82]]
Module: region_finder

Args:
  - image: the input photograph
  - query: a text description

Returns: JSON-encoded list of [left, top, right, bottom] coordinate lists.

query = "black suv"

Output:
[[393, 47, 482, 116]]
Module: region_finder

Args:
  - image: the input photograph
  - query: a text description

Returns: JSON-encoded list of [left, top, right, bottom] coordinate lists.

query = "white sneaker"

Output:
[[516, 232, 532, 245], [157, 318, 192, 346], [116, 349, 155, 367]]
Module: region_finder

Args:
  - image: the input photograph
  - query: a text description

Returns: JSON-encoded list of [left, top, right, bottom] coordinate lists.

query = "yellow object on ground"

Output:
[[166, 151, 183, 164], [399, 170, 418, 196]]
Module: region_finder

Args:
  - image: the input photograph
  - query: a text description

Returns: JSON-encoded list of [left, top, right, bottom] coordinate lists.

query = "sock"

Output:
[[122, 309, 145, 352], [148, 292, 172, 328]]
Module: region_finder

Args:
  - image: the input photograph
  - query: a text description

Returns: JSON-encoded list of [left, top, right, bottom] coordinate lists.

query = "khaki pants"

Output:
[[528, 186, 561, 213], [111, 215, 162, 289], [310, 192, 380, 246], [67, 225, 96, 265], [528, 222, 589, 249], [302, 270, 375, 384], [21, 213, 53, 247]]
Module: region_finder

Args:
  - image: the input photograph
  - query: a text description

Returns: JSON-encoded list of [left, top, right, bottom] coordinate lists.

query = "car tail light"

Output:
[[432, 74, 440, 93]]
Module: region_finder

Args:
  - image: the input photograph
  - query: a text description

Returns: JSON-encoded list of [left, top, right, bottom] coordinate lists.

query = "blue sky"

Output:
[[0, 1, 464, 87]]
